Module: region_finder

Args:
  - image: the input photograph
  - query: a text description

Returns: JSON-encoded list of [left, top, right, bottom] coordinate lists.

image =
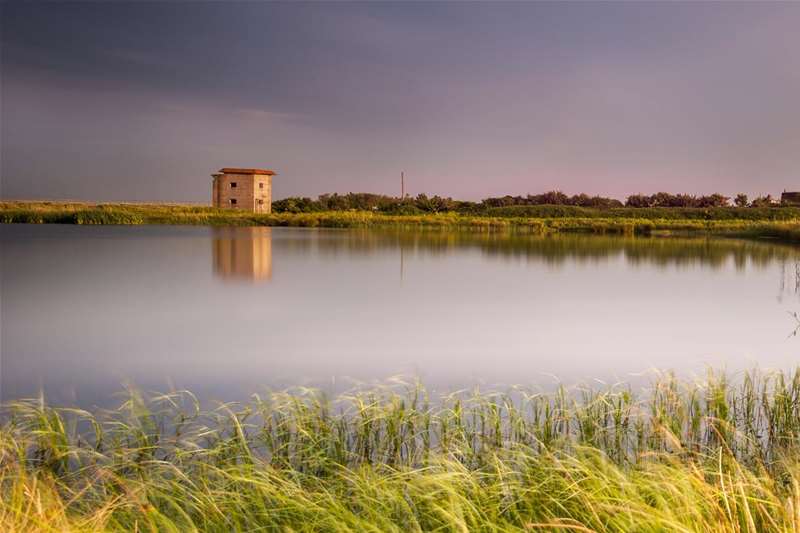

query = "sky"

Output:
[[2, 1, 799, 203]]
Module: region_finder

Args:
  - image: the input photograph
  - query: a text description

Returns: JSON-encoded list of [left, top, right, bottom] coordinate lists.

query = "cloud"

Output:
[[2, 2, 800, 201]]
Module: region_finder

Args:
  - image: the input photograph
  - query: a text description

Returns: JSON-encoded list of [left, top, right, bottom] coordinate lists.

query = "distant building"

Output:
[[211, 167, 276, 213], [782, 191, 800, 206]]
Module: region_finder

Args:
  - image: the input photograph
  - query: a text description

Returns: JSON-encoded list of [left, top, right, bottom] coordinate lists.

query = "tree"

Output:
[[539, 190, 569, 205], [625, 194, 652, 208], [750, 195, 774, 207], [696, 194, 729, 208], [734, 194, 749, 207], [650, 192, 675, 207]]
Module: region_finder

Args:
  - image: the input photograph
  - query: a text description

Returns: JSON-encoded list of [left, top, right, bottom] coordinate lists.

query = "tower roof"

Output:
[[219, 167, 276, 176]]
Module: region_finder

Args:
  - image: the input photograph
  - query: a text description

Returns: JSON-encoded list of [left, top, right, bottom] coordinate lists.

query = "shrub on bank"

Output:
[[485, 205, 800, 220]]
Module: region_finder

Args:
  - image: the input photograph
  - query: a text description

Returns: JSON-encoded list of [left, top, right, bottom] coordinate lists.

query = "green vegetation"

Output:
[[6, 201, 800, 243], [5, 370, 800, 531], [272, 190, 778, 213]]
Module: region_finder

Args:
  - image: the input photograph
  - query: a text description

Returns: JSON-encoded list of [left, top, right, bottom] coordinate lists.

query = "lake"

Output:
[[3, 224, 800, 407]]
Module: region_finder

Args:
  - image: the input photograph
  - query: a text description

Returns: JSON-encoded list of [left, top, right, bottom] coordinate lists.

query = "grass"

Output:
[[6, 201, 800, 243], [5, 370, 800, 531]]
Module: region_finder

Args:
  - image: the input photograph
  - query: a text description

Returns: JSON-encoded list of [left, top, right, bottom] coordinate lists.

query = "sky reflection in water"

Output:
[[3, 225, 800, 407]]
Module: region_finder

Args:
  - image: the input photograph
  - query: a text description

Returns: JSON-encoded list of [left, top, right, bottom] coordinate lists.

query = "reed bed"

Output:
[[5, 370, 800, 531], [5, 201, 800, 243]]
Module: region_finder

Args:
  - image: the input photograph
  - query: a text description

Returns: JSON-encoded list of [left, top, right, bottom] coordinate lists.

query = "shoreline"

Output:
[[4, 200, 800, 243]]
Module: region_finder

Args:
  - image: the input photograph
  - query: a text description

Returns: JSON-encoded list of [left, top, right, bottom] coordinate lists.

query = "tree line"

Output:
[[271, 191, 780, 214]]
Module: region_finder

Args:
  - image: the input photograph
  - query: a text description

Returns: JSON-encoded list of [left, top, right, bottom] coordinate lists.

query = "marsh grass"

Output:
[[5, 370, 800, 531], [6, 201, 800, 243]]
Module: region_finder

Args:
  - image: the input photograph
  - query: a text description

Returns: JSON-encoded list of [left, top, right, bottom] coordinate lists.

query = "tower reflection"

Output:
[[212, 227, 272, 281]]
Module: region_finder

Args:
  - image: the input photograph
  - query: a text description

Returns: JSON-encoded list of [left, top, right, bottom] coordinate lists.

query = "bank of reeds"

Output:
[[5, 201, 800, 243], [4, 369, 800, 531]]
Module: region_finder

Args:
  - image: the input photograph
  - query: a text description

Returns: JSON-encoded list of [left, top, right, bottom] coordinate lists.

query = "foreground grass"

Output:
[[5, 370, 800, 531], [6, 201, 800, 242]]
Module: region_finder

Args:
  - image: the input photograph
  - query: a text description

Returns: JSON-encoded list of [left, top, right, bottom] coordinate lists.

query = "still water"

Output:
[[2, 224, 800, 406]]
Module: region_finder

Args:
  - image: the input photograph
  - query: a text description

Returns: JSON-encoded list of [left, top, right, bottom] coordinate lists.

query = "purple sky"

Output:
[[2, 2, 799, 202]]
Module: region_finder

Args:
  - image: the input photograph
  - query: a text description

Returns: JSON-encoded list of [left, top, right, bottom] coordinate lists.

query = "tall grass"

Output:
[[5, 370, 800, 531], [6, 201, 800, 243]]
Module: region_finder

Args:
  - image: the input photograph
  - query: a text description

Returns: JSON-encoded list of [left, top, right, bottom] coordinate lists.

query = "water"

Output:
[[2, 224, 800, 406]]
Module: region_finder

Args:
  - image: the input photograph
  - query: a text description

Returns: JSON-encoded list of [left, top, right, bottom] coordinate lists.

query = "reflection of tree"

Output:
[[273, 228, 800, 271], [212, 227, 272, 282], [400, 241, 405, 284]]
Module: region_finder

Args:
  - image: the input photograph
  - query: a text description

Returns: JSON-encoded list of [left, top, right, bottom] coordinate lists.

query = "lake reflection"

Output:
[[3, 225, 800, 407], [213, 227, 272, 282]]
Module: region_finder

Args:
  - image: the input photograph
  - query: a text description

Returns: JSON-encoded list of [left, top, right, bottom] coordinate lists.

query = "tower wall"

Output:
[[211, 172, 272, 212]]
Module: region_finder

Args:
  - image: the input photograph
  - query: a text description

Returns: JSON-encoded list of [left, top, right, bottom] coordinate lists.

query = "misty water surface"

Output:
[[3, 225, 800, 406]]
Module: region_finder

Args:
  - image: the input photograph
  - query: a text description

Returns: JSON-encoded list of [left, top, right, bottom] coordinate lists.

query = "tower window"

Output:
[[259, 182, 264, 189], [258, 199, 264, 205], [230, 199, 237, 205], [230, 182, 237, 188]]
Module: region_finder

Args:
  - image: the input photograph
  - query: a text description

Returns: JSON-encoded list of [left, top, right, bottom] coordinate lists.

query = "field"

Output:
[[5, 201, 800, 243], [4, 370, 800, 531]]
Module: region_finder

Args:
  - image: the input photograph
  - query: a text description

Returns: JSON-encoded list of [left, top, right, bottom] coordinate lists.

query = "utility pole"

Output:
[[401, 171, 405, 199], [400, 242, 404, 284]]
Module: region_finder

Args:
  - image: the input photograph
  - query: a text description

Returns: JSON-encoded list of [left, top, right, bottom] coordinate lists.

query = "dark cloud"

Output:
[[2, 2, 799, 202]]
